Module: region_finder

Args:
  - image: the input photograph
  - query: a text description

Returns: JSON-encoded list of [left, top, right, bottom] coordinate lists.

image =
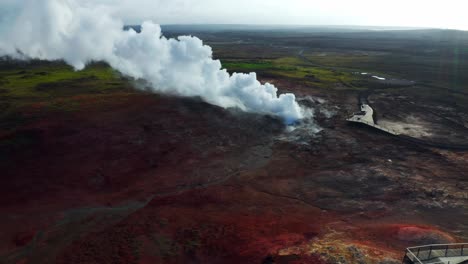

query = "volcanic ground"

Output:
[[0, 76, 465, 264], [1, 28, 468, 264]]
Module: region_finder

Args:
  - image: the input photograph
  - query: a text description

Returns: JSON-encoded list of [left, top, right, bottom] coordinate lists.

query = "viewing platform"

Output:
[[347, 104, 399, 135], [403, 243, 468, 264]]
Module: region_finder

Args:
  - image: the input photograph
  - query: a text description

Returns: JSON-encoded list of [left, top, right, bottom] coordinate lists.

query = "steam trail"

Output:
[[0, 0, 306, 124]]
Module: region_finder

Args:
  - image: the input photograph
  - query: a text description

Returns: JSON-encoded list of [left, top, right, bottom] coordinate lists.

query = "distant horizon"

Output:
[[126, 23, 464, 32], [3, 1, 468, 32]]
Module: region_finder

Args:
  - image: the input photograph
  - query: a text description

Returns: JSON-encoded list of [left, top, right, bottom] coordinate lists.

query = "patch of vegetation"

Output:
[[0, 61, 126, 98], [221, 60, 274, 71], [0, 61, 134, 132], [221, 56, 362, 89], [303, 54, 377, 70]]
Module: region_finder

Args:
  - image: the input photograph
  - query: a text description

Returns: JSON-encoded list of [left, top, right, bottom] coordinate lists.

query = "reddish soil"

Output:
[[0, 83, 467, 264]]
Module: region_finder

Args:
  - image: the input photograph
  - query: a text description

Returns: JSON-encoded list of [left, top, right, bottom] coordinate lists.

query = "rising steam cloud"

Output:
[[0, 0, 306, 124]]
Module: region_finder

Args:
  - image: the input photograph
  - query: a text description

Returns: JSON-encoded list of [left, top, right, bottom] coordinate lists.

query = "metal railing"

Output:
[[403, 243, 468, 264]]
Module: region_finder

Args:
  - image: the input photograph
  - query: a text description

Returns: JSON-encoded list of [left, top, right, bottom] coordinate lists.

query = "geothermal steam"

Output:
[[0, 0, 306, 123]]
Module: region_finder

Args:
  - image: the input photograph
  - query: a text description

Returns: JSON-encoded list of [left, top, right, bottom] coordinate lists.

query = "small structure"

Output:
[[347, 104, 375, 125], [347, 104, 399, 135], [403, 243, 468, 264]]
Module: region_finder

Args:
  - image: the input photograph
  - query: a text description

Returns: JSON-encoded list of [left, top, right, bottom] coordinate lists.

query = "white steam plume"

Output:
[[0, 0, 306, 124]]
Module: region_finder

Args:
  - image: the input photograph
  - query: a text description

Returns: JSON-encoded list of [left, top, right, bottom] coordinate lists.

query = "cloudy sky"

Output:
[[1, 0, 468, 30]]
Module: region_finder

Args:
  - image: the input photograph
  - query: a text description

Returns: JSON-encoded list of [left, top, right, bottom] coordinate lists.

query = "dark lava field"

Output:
[[1, 27, 467, 264]]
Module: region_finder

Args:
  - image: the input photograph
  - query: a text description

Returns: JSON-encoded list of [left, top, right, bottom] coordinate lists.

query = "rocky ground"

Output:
[[0, 64, 467, 264]]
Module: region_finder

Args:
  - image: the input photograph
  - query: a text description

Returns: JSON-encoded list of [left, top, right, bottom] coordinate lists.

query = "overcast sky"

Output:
[[2, 0, 468, 30]]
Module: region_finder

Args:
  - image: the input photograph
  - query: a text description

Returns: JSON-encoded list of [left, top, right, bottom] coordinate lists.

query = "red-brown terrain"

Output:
[[2, 27, 468, 263], [1, 71, 467, 264]]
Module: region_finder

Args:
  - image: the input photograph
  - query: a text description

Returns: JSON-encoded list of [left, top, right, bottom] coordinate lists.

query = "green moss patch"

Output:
[[221, 56, 361, 89]]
